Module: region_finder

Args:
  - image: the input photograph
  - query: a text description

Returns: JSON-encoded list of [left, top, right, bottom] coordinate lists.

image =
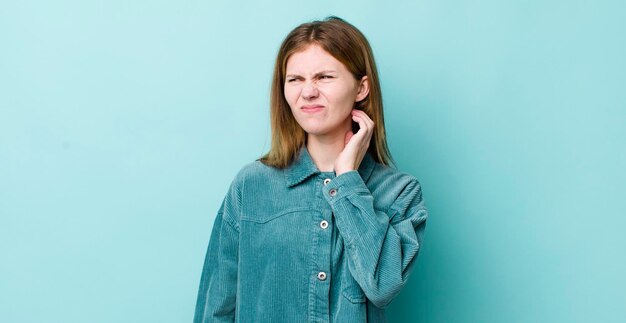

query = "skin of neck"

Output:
[[306, 117, 352, 172]]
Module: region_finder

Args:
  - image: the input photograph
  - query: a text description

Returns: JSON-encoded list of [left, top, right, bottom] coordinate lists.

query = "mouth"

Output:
[[301, 105, 324, 113]]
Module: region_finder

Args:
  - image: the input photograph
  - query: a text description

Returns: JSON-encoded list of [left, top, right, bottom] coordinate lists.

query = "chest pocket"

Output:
[[239, 207, 319, 255], [240, 206, 314, 224], [338, 238, 367, 303], [341, 258, 367, 303]]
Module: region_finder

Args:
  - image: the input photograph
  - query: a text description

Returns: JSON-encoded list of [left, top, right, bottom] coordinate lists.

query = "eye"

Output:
[[320, 75, 333, 79]]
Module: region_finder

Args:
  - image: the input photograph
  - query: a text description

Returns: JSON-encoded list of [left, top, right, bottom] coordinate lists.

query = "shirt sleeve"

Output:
[[323, 170, 428, 309], [193, 180, 241, 323]]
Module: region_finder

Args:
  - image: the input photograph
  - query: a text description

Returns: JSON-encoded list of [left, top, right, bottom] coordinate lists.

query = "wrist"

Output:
[[334, 168, 355, 176]]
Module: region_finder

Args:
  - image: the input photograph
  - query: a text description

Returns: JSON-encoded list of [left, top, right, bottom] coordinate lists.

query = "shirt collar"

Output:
[[285, 145, 376, 187]]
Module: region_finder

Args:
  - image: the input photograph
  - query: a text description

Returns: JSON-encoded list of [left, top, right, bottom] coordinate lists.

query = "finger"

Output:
[[352, 109, 372, 121], [352, 113, 374, 146], [352, 113, 373, 134], [351, 114, 368, 136], [352, 110, 374, 130]]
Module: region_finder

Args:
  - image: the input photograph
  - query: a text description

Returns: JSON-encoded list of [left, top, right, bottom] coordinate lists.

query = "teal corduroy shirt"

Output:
[[194, 146, 428, 322]]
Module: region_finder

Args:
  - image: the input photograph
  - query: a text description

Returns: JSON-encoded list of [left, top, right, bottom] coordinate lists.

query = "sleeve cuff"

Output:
[[322, 170, 370, 203]]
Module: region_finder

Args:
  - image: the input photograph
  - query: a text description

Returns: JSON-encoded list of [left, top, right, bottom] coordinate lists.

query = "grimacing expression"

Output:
[[284, 44, 369, 137]]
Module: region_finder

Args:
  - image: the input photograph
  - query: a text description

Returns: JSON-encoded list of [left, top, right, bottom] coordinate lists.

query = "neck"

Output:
[[306, 120, 351, 172]]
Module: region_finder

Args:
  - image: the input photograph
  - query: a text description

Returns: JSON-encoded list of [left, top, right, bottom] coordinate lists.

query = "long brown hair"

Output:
[[259, 16, 394, 169]]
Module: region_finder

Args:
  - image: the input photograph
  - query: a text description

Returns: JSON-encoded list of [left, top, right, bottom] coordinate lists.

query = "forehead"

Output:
[[285, 44, 345, 72]]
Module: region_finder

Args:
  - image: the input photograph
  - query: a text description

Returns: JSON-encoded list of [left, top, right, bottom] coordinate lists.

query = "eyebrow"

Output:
[[285, 70, 337, 78]]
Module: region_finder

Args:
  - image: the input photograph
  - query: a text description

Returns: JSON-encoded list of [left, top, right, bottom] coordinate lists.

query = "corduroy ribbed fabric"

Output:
[[194, 145, 428, 323]]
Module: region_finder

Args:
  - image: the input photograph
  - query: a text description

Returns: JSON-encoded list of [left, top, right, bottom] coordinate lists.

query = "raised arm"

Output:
[[323, 170, 428, 309]]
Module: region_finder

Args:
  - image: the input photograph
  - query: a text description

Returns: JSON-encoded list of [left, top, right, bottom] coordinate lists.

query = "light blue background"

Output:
[[1, 1, 624, 322]]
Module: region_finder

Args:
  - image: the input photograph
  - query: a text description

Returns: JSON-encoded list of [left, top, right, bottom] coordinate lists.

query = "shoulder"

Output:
[[368, 162, 426, 219], [229, 159, 284, 190], [220, 160, 283, 222], [369, 162, 422, 190]]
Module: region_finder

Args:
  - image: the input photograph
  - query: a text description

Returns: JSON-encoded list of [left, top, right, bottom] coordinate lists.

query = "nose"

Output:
[[301, 81, 319, 100]]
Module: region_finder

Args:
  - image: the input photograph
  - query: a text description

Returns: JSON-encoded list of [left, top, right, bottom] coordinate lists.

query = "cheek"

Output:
[[284, 86, 299, 106], [325, 87, 356, 111], [325, 82, 354, 100]]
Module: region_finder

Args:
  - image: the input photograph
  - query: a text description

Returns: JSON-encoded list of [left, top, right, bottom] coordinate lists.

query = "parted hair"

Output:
[[259, 16, 394, 169]]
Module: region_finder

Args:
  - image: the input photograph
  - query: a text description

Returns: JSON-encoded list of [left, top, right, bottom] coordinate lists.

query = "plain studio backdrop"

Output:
[[1, 1, 624, 322]]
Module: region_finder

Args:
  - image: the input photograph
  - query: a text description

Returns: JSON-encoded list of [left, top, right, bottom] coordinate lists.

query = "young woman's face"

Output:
[[284, 44, 368, 137]]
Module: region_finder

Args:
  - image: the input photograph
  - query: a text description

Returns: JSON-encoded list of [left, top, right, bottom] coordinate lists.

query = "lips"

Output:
[[301, 105, 324, 113]]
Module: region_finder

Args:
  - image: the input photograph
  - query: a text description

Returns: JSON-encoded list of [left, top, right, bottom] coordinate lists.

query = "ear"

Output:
[[355, 75, 370, 102]]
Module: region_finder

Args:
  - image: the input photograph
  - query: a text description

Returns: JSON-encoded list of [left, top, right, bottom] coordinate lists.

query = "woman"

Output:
[[194, 16, 428, 323]]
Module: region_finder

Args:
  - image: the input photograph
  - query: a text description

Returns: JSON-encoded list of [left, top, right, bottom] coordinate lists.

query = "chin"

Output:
[[298, 121, 347, 137], [301, 127, 327, 136]]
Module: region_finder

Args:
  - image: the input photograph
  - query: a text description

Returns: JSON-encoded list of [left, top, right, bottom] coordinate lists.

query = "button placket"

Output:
[[316, 175, 332, 295]]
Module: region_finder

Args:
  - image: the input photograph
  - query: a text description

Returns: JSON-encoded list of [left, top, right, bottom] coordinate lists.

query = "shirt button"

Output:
[[329, 188, 337, 197], [323, 178, 331, 186], [317, 272, 327, 281], [320, 220, 328, 229]]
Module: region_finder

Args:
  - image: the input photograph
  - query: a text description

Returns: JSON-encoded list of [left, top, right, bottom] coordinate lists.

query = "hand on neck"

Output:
[[306, 128, 352, 172]]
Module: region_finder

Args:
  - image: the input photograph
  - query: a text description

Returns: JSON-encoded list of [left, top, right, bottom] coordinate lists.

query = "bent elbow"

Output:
[[364, 283, 403, 309]]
